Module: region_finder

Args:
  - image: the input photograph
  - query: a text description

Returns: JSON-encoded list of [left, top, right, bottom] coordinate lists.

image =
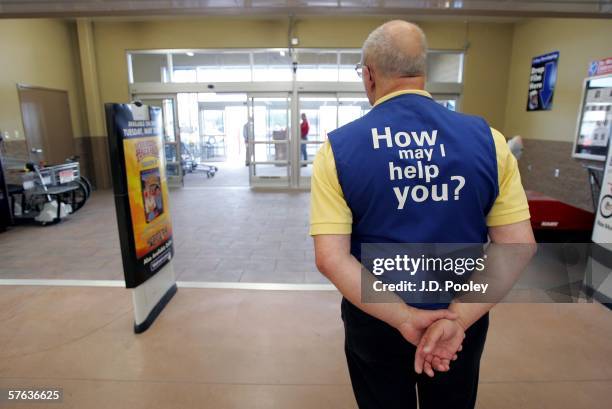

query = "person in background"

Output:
[[301, 113, 310, 166], [243, 118, 253, 166]]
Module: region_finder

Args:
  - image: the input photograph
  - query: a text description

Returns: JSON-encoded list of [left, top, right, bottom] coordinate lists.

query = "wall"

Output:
[[460, 22, 514, 130], [504, 18, 612, 210], [0, 19, 86, 161]]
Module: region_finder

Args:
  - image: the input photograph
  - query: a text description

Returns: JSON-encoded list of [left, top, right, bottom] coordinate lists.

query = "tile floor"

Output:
[[0, 163, 319, 283], [0, 285, 610, 409]]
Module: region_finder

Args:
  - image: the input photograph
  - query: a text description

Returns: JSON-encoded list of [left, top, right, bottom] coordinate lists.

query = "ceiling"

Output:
[[0, 0, 611, 19]]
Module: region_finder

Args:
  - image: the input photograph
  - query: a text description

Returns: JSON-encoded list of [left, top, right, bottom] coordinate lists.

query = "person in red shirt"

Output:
[[300, 113, 310, 165]]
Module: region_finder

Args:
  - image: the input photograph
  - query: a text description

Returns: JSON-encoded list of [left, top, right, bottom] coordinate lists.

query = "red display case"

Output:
[[527, 190, 595, 242]]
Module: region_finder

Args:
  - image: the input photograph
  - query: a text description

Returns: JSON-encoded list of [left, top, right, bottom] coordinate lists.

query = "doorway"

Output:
[[248, 93, 292, 188], [296, 93, 371, 188], [173, 93, 250, 187]]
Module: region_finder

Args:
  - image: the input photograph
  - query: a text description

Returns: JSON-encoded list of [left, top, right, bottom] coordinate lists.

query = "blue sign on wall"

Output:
[[527, 51, 559, 111]]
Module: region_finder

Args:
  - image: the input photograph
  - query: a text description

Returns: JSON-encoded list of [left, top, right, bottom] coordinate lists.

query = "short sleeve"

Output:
[[309, 141, 353, 235], [486, 128, 531, 227]]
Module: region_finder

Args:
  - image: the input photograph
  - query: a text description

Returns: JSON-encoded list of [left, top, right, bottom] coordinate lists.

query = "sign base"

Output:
[[132, 262, 177, 333]]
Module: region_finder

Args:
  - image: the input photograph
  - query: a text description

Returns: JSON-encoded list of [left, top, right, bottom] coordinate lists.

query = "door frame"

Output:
[[247, 92, 293, 188], [17, 84, 75, 164]]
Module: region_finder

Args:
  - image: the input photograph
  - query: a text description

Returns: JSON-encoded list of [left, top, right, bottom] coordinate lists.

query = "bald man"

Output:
[[310, 21, 534, 409]]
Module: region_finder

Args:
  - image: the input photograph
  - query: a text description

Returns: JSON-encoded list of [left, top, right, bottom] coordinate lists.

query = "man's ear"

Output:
[[364, 65, 371, 83], [365, 66, 376, 94]]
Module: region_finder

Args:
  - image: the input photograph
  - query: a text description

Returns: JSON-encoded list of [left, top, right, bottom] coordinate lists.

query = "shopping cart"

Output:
[[6, 160, 90, 225]]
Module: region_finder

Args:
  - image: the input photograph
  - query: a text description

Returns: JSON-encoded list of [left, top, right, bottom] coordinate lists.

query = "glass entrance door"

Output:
[[297, 93, 370, 187], [137, 95, 182, 187], [247, 94, 292, 188], [297, 94, 337, 186]]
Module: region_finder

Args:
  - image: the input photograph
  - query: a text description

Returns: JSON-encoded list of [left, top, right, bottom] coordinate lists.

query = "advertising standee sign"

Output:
[[106, 103, 174, 288], [527, 51, 560, 111]]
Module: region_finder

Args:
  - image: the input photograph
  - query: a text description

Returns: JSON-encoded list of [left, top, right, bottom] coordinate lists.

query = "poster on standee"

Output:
[[106, 103, 174, 288]]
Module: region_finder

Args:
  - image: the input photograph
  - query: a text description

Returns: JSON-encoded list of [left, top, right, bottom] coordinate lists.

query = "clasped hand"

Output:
[[396, 308, 466, 377]]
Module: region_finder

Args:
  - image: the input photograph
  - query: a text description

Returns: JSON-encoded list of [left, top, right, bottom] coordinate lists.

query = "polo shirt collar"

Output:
[[374, 89, 432, 107]]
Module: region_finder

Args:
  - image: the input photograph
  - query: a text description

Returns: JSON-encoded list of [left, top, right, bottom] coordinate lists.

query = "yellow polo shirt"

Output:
[[310, 89, 530, 236]]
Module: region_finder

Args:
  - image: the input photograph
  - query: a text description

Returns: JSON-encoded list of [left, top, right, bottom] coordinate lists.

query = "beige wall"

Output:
[[504, 18, 612, 141], [460, 23, 514, 131], [501, 18, 612, 210], [92, 17, 514, 130], [0, 19, 86, 143]]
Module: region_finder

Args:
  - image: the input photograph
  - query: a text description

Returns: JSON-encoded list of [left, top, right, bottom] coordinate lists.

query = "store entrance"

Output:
[[248, 93, 292, 188], [296, 93, 371, 188], [135, 91, 459, 189], [172, 92, 294, 188], [174, 93, 250, 187]]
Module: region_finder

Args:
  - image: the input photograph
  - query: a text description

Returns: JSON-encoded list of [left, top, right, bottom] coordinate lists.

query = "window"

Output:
[[131, 53, 168, 83], [201, 110, 225, 135], [296, 51, 339, 82], [128, 49, 464, 85], [427, 52, 463, 83], [339, 52, 362, 82], [173, 68, 197, 83], [252, 51, 292, 82], [173, 52, 251, 82]]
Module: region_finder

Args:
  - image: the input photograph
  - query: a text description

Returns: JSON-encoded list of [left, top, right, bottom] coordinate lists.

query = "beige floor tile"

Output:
[[0, 285, 610, 409], [0, 379, 358, 409], [476, 380, 611, 409], [0, 184, 314, 283], [482, 303, 612, 382]]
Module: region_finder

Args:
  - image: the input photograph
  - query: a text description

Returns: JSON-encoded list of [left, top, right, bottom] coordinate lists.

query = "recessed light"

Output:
[[186, 52, 194, 57]]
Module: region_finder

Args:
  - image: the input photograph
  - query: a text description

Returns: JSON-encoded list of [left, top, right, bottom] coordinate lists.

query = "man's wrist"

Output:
[[454, 316, 468, 332], [449, 304, 469, 331], [390, 304, 417, 330]]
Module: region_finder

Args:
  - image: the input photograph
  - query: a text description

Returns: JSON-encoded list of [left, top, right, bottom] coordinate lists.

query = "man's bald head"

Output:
[[362, 20, 427, 78]]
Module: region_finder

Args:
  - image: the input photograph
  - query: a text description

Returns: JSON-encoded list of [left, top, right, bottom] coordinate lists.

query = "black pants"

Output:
[[341, 298, 489, 409]]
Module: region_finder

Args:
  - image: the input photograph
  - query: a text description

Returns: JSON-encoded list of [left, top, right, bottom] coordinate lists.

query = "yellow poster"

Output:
[[123, 136, 173, 260]]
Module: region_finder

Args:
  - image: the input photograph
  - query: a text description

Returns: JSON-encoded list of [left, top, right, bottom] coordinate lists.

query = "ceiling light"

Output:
[[186, 52, 194, 57]]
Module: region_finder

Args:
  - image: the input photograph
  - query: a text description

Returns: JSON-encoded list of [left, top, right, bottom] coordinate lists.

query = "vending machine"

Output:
[[572, 61, 612, 161]]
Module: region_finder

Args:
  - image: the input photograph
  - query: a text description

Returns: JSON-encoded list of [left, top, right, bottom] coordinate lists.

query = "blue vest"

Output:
[[328, 93, 498, 261]]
